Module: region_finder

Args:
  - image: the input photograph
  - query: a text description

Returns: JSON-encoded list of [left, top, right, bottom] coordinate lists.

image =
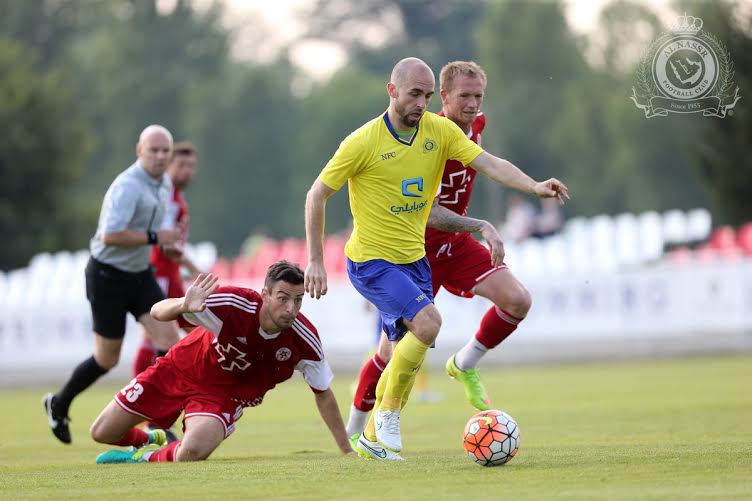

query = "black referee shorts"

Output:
[[85, 257, 166, 339]]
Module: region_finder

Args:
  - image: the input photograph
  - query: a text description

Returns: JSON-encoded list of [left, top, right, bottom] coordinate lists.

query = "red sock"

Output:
[[132, 340, 157, 377], [148, 440, 180, 462], [113, 427, 149, 447], [475, 306, 523, 349], [352, 354, 385, 412]]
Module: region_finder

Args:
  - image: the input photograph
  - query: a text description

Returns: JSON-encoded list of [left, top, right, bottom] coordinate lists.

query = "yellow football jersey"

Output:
[[319, 111, 484, 264]]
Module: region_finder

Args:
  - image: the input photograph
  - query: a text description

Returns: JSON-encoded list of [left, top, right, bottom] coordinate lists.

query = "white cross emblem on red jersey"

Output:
[[439, 170, 471, 205], [214, 341, 251, 371]]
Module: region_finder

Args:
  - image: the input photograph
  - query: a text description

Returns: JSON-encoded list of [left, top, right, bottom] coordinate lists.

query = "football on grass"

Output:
[[463, 410, 520, 466]]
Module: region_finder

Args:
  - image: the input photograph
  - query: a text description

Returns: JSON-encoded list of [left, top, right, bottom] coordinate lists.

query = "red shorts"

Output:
[[154, 264, 185, 299], [154, 264, 193, 330], [114, 357, 243, 438], [427, 233, 507, 298]]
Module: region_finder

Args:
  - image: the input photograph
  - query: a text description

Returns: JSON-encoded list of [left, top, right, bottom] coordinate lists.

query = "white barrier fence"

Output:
[[2, 256, 751, 383]]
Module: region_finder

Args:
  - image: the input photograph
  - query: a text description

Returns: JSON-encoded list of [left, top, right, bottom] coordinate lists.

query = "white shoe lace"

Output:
[[382, 410, 401, 435]]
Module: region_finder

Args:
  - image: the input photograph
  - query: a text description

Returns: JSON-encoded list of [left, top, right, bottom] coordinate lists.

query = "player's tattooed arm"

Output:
[[427, 200, 505, 266], [427, 199, 487, 233]]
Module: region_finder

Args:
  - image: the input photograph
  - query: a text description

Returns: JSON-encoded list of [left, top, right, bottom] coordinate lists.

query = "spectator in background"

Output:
[[502, 194, 537, 243], [43, 125, 182, 445], [532, 197, 564, 239]]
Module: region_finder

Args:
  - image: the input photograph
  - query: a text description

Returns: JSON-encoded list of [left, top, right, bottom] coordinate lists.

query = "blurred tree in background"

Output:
[[0, 0, 749, 270], [476, 0, 590, 219], [66, 0, 229, 214], [304, 0, 487, 76], [0, 1, 93, 70], [684, 0, 752, 225], [560, 0, 711, 216], [0, 37, 91, 268], [183, 62, 301, 252]]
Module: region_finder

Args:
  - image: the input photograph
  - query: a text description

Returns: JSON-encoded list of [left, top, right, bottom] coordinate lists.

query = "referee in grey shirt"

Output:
[[44, 125, 182, 444]]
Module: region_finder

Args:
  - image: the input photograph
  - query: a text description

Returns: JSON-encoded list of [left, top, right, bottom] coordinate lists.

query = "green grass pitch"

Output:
[[2, 355, 750, 499]]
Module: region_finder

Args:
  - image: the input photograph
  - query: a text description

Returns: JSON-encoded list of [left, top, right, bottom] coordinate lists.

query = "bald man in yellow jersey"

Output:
[[305, 57, 568, 460]]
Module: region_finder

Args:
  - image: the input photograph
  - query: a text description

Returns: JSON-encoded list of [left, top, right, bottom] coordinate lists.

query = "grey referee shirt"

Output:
[[90, 161, 172, 272]]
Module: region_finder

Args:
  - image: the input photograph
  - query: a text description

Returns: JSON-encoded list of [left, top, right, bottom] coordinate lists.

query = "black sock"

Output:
[[156, 350, 167, 357], [55, 356, 109, 415]]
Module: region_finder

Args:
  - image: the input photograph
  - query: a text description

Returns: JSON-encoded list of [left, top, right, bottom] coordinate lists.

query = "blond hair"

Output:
[[440, 61, 487, 92]]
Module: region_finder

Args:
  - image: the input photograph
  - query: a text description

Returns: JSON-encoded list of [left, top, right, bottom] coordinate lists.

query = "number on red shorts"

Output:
[[120, 378, 145, 403]]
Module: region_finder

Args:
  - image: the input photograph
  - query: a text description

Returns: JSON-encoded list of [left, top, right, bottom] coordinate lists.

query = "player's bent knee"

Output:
[[89, 421, 112, 444], [175, 444, 212, 462], [509, 288, 532, 317], [412, 310, 442, 344], [89, 423, 102, 443], [425, 308, 442, 335], [93, 346, 121, 369], [97, 357, 119, 370], [377, 347, 393, 363], [376, 337, 394, 362], [493, 285, 532, 319]]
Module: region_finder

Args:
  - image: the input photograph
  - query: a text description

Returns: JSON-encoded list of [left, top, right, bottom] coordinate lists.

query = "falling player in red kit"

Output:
[[132, 141, 201, 377], [92, 261, 354, 463], [346, 61, 558, 437]]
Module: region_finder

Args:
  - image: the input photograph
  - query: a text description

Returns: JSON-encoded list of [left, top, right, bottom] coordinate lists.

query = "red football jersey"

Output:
[[170, 286, 332, 407], [150, 186, 189, 273], [424, 112, 486, 255]]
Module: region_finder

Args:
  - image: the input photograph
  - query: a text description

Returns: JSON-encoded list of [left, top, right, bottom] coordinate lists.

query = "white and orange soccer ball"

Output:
[[462, 410, 520, 466]]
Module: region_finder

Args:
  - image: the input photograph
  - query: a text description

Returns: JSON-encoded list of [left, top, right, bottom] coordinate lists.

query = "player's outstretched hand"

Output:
[[183, 273, 219, 313], [305, 261, 328, 299], [480, 223, 505, 267], [533, 178, 570, 205]]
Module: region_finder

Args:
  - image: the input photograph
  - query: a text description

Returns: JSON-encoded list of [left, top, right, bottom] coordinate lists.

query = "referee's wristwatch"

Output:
[[147, 231, 158, 244]]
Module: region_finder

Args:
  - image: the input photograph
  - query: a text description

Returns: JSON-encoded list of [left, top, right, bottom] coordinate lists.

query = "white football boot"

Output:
[[374, 407, 402, 452], [356, 434, 403, 461]]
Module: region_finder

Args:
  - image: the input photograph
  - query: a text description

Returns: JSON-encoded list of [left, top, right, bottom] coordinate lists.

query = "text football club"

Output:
[[630, 13, 741, 117]]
